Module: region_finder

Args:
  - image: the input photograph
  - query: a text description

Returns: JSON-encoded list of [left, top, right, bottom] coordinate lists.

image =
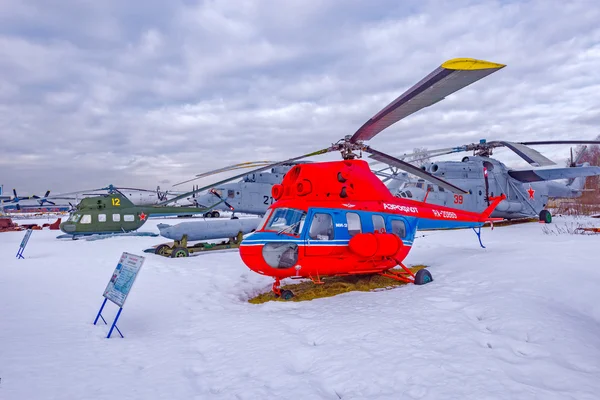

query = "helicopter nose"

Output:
[[60, 222, 76, 233]]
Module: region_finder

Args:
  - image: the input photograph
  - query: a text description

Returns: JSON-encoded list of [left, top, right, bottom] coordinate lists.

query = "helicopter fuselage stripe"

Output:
[[241, 240, 414, 246]]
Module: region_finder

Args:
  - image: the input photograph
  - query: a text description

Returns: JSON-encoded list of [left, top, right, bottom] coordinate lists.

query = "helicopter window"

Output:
[[112, 214, 121, 222], [257, 209, 273, 230], [391, 220, 406, 238], [372, 215, 386, 232], [416, 182, 424, 189], [81, 215, 92, 224], [124, 214, 135, 222], [478, 190, 482, 196], [68, 214, 81, 223], [406, 191, 413, 198], [427, 184, 434, 192], [264, 207, 306, 236], [438, 186, 445, 192], [228, 190, 235, 198], [309, 213, 334, 240], [346, 212, 362, 236], [98, 214, 107, 223]]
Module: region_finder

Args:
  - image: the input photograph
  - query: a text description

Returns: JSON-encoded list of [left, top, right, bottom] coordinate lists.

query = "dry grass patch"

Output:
[[249, 265, 428, 303]]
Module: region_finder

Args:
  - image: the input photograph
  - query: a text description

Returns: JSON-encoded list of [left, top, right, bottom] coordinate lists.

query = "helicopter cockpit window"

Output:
[[372, 215, 385, 232], [309, 213, 334, 240], [263, 208, 306, 236], [68, 214, 81, 223], [257, 209, 273, 230], [81, 215, 92, 224], [124, 215, 135, 222], [346, 212, 361, 236], [98, 214, 107, 223], [391, 220, 406, 238], [113, 214, 121, 222], [406, 190, 413, 198]]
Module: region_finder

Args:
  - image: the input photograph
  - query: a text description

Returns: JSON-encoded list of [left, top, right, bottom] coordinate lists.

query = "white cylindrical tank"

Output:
[[158, 218, 261, 241]]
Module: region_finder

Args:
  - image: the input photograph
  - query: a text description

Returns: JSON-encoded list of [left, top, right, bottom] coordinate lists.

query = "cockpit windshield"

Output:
[[263, 207, 306, 236], [68, 213, 81, 222]]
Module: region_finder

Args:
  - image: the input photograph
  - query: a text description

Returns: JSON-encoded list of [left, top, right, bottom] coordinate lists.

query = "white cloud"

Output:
[[1, 0, 600, 194]]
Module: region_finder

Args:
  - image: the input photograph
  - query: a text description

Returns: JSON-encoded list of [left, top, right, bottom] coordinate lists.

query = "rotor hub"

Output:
[[331, 137, 366, 160]]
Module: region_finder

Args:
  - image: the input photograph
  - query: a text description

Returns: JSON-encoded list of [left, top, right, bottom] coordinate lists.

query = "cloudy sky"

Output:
[[1, 0, 599, 195]]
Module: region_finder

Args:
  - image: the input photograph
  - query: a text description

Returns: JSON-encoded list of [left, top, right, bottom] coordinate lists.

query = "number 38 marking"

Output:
[[453, 194, 463, 204], [112, 198, 121, 206]]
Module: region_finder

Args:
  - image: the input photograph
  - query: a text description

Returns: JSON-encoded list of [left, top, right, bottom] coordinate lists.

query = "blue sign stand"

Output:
[[93, 252, 144, 339], [93, 298, 124, 338], [16, 229, 33, 259]]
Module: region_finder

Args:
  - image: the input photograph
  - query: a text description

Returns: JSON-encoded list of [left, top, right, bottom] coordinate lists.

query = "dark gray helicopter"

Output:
[[388, 140, 600, 224]]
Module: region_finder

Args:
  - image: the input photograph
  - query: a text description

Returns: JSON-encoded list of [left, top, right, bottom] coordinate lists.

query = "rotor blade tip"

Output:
[[441, 58, 506, 71]]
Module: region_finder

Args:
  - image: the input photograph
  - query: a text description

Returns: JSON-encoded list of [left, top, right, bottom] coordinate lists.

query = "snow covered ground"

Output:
[[1, 216, 600, 399]]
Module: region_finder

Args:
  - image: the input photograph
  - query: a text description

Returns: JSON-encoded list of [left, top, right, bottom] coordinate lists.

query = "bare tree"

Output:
[[406, 147, 431, 168]]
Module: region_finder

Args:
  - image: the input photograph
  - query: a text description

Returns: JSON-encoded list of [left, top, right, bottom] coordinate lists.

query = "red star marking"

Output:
[[527, 186, 535, 199], [139, 212, 147, 221]]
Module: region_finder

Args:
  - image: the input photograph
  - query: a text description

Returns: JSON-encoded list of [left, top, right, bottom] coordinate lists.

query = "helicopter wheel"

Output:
[[155, 244, 170, 256], [414, 269, 433, 285], [204, 212, 212, 218], [211, 211, 220, 218], [171, 247, 189, 258], [281, 289, 294, 300], [539, 210, 552, 224]]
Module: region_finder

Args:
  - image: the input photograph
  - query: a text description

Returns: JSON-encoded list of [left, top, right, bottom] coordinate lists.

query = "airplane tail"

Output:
[[567, 162, 590, 193]]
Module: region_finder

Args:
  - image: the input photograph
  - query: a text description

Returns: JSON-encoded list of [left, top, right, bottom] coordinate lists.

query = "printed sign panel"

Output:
[[20, 229, 33, 249], [103, 252, 145, 307]]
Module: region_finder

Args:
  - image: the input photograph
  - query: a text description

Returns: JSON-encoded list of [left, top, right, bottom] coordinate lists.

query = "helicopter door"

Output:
[[249, 192, 261, 213], [304, 211, 337, 257], [475, 185, 486, 209]]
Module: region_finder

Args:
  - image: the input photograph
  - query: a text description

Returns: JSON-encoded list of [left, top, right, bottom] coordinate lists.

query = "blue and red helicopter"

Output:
[[236, 58, 509, 299], [171, 58, 509, 299]]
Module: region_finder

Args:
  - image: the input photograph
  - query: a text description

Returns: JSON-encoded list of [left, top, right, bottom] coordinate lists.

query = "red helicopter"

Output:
[[170, 58, 508, 299]]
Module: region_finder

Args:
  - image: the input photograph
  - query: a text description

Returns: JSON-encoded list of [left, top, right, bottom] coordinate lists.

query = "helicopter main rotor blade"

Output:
[[519, 140, 600, 146], [160, 149, 331, 205], [350, 58, 505, 144], [365, 146, 469, 194], [499, 141, 557, 167], [173, 161, 278, 187], [500, 140, 600, 167]]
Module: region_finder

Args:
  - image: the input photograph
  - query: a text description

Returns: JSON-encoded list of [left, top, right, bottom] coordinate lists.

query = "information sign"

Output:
[[103, 252, 145, 307], [16, 229, 33, 259], [93, 252, 145, 338]]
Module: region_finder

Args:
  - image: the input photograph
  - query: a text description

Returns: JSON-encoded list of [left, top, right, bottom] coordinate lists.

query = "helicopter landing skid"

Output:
[[472, 227, 486, 249], [379, 261, 416, 284]]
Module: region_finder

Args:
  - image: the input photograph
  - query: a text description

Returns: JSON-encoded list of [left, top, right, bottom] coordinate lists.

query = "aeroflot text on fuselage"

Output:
[[383, 204, 419, 214]]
